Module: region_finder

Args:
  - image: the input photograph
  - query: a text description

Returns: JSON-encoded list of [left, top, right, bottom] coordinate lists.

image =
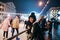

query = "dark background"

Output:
[[0, 0, 60, 14]]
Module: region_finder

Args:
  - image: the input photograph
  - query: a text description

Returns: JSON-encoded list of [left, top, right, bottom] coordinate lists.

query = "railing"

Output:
[[7, 29, 29, 40]]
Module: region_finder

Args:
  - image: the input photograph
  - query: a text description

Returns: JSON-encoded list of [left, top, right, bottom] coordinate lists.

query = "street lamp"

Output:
[[38, 0, 50, 14], [38, 1, 43, 6]]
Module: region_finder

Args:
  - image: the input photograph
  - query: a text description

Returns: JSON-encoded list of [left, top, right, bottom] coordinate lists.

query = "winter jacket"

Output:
[[12, 18, 19, 28], [0, 17, 11, 31]]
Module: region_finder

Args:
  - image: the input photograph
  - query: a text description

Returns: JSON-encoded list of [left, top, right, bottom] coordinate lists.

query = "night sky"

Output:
[[0, 0, 60, 14]]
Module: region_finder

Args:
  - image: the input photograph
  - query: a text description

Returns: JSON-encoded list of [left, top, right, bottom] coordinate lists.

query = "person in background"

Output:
[[46, 20, 52, 34], [54, 19, 59, 31], [46, 20, 52, 40], [25, 12, 36, 40], [11, 15, 20, 36], [31, 16, 46, 40], [0, 16, 11, 39]]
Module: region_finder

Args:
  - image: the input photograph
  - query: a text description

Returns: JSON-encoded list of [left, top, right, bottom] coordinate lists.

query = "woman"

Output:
[[25, 12, 36, 40], [11, 15, 20, 36], [0, 16, 11, 39]]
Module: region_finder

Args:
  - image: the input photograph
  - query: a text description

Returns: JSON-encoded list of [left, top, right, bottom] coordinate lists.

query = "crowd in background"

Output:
[[25, 12, 60, 40], [0, 12, 60, 40]]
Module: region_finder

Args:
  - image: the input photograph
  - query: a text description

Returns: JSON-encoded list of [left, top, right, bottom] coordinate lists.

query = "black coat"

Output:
[[25, 21, 33, 34], [32, 19, 46, 40]]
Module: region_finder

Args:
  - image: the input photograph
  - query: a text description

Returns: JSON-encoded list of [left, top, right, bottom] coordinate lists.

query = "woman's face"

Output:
[[39, 16, 44, 21], [16, 16, 18, 19], [29, 17, 34, 23]]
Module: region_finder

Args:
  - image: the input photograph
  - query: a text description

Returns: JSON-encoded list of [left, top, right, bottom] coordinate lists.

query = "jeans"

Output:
[[12, 28, 19, 36]]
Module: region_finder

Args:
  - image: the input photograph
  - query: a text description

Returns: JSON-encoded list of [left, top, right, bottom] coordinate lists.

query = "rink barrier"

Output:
[[7, 29, 29, 40]]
